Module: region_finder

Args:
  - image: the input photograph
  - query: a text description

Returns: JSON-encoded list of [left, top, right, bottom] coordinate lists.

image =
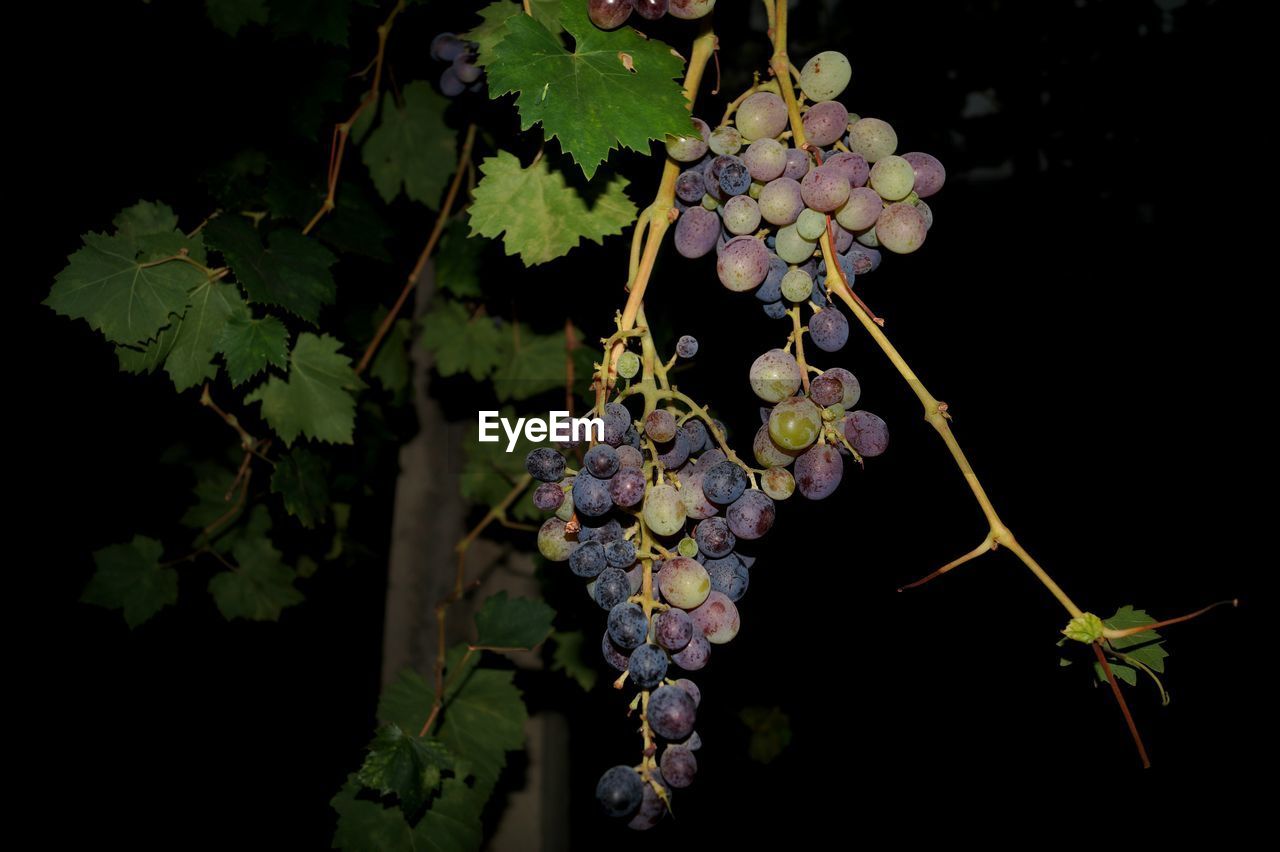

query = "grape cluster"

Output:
[[588, 0, 716, 30], [666, 50, 945, 321], [430, 32, 484, 97]]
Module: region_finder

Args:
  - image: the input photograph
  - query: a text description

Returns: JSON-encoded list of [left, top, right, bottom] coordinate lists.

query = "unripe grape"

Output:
[[768, 396, 823, 451], [658, 556, 712, 609], [749, 348, 802, 402], [846, 117, 898, 163], [644, 483, 686, 536], [869, 155, 916, 201], [799, 50, 852, 101]]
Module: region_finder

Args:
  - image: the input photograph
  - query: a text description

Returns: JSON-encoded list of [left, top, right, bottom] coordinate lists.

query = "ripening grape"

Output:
[[669, 0, 716, 19], [537, 518, 576, 562], [581, 518, 623, 544], [674, 206, 721, 258], [584, 444, 620, 478], [735, 92, 788, 141], [525, 447, 565, 481], [855, 225, 879, 247], [431, 33, 465, 62], [644, 483, 686, 536], [743, 138, 787, 181], [835, 186, 884, 231], [702, 461, 748, 504], [691, 590, 740, 643], [605, 538, 636, 569], [762, 300, 787, 319], [657, 429, 692, 469], [676, 169, 706, 203], [617, 445, 644, 469], [794, 443, 844, 499], [869, 155, 916, 201], [796, 208, 828, 241], [725, 489, 776, 539], [676, 335, 699, 359], [769, 396, 823, 451], [761, 465, 796, 499], [645, 409, 677, 442], [452, 53, 482, 84], [809, 308, 850, 352], [573, 472, 614, 517], [533, 482, 564, 511], [901, 151, 946, 197], [439, 67, 465, 97], [832, 222, 854, 253], [781, 267, 813, 302], [570, 541, 607, 578], [918, 200, 934, 230], [634, 0, 668, 20], [705, 554, 749, 601], [846, 117, 898, 163], [660, 745, 698, 788], [716, 155, 751, 196], [694, 516, 736, 557], [657, 556, 711, 609], [875, 202, 927, 253], [616, 350, 641, 379], [824, 151, 869, 187], [717, 236, 770, 291], [758, 177, 804, 226], [783, 148, 812, 180], [601, 631, 630, 671], [655, 608, 694, 650], [628, 644, 669, 688], [749, 348, 802, 402], [627, 780, 668, 831], [608, 602, 650, 648], [596, 765, 644, 818], [595, 567, 631, 610], [609, 468, 647, 508], [602, 402, 631, 445], [800, 164, 851, 213], [753, 423, 798, 467], [708, 125, 742, 155], [666, 118, 711, 163], [775, 224, 817, 264], [648, 683, 697, 739], [722, 195, 761, 235], [844, 409, 890, 456], [681, 418, 708, 451], [588, 0, 634, 30], [802, 100, 849, 148], [671, 632, 710, 670], [799, 50, 852, 101]]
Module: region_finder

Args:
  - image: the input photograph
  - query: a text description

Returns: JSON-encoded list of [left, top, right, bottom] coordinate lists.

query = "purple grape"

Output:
[[608, 602, 649, 648], [676, 335, 699, 358], [762, 300, 788, 319], [634, 0, 668, 20], [674, 206, 720, 258], [675, 677, 701, 706], [597, 765, 644, 817], [794, 443, 844, 499], [800, 164, 851, 212], [572, 472, 613, 517], [844, 410, 890, 457], [783, 147, 812, 180], [602, 402, 631, 445], [532, 482, 564, 511], [671, 632, 710, 670], [901, 151, 946, 198], [627, 779, 668, 831], [570, 540, 607, 578], [681, 419, 708, 453], [525, 447, 565, 482], [705, 553, 748, 601], [648, 683, 697, 739], [758, 177, 804, 226], [802, 100, 850, 147], [452, 53, 482, 84], [655, 608, 694, 651], [808, 307, 849, 352], [824, 151, 870, 187], [717, 235, 770, 291], [833, 222, 854, 252], [694, 516, 736, 557], [823, 367, 861, 408], [430, 33, 465, 62], [725, 490, 775, 539], [438, 67, 465, 97], [660, 745, 698, 788], [579, 517, 623, 544], [717, 156, 751, 196], [742, 137, 787, 181], [588, 0, 634, 29], [601, 631, 630, 671], [757, 254, 787, 302], [595, 567, 631, 610], [617, 445, 644, 469], [702, 460, 748, 504], [844, 245, 881, 275], [628, 644, 669, 688], [810, 373, 844, 407], [676, 169, 705, 203], [605, 538, 637, 568], [609, 467, 647, 508], [657, 429, 691, 469], [584, 443, 619, 478]]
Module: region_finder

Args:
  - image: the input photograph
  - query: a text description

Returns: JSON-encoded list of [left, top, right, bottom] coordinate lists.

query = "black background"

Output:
[[17, 0, 1262, 847]]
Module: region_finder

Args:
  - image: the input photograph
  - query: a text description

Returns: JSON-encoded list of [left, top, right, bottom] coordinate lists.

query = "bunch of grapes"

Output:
[[587, 0, 716, 30], [666, 50, 945, 321], [430, 32, 483, 97]]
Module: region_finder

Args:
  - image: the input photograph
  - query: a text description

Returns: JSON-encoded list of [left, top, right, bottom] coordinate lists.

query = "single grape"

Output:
[[802, 100, 849, 148], [617, 444, 645, 469], [794, 443, 844, 499], [708, 125, 742, 155], [781, 267, 813, 302], [875, 202, 927, 253], [627, 780, 668, 831], [761, 465, 796, 499], [570, 540, 607, 578], [797, 207, 828, 241], [675, 169, 706, 203], [702, 461, 748, 504], [666, 116, 711, 162], [855, 225, 879, 247], [525, 447, 565, 482], [835, 186, 884, 231], [671, 632, 710, 670], [846, 117, 898, 163], [438, 67, 465, 97], [597, 765, 645, 818], [799, 50, 852, 101], [844, 410, 890, 457], [657, 429, 691, 470], [691, 590, 740, 643], [609, 467, 647, 508], [823, 151, 869, 187], [726, 490, 776, 539], [675, 335, 699, 358], [608, 602, 650, 648], [605, 538, 637, 569], [809, 373, 843, 407], [717, 156, 751, 196], [809, 307, 850, 352], [616, 350, 641, 379], [757, 177, 804, 226], [742, 137, 787, 181], [717, 235, 770, 291], [537, 517, 576, 562], [761, 300, 787, 319], [643, 483, 686, 536], [589, 0, 634, 28], [769, 396, 823, 450], [675, 678, 701, 706], [655, 608, 694, 651], [674, 206, 721, 258], [634, 0, 668, 19], [452, 53, 482, 84], [918, 200, 934, 230], [844, 245, 881, 275], [532, 482, 564, 511], [555, 495, 575, 522], [722, 194, 762, 235], [595, 567, 631, 610], [584, 444, 620, 478], [573, 472, 613, 517], [783, 148, 812, 181], [601, 631, 630, 671], [626, 565, 644, 595], [869, 155, 916, 201], [705, 554, 749, 601], [749, 348, 802, 402], [800, 164, 851, 212], [694, 516, 736, 557], [430, 32, 465, 62], [645, 409, 678, 443], [735, 91, 788, 141], [602, 401, 632, 445], [832, 222, 854, 253], [753, 422, 799, 467], [628, 644, 669, 688], [657, 556, 711, 609], [757, 254, 787, 302], [681, 418, 708, 452], [660, 745, 698, 788], [775, 224, 817, 264], [669, 0, 716, 18], [648, 683, 697, 739], [901, 151, 946, 197]]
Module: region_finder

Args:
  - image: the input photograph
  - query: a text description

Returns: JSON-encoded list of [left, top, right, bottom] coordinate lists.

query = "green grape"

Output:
[[869, 155, 916, 201], [781, 268, 812, 302], [856, 225, 879, 247], [748, 179, 765, 199], [644, 483, 686, 536], [753, 423, 798, 468], [749, 348, 802, 403], [768, 397, 823, 451], [701, 193, 720, 211], [775, 224, 817, 264], [709, 125, 742, 156], [538, 518, 576, 562], [761, 466, 795, 500], [555, 491, 575, 522], [678, 536, 699, 557], [846, 117, 898, 163], [617, 351, 641, 379], [657, 557, 711, 610], [799, 50, 852, 102], [796, 207, 828, 241], [835, 187, 884, 231]]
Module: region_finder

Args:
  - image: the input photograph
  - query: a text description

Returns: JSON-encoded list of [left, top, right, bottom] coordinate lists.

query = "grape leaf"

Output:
[[46, 232, 206, 345], [435, 220, 484, 298], [244, 333, 364, 446], [204, 217, 336, 324], [468, 151, 635, 265], [113, 200, 180, 240], [206, 0, 268, 35], [216, 303, 289, 386], [419, 301, 505, 381], [208, 529, 304, 621], [466, 0, 562, 67], [485, 0, 689, 177], [370, 319, 412, 394], [116, 319, 180, 375], [491, 323, 575, 401], [739, 705, 792, 764], [473, 591, 554, 650], [332, 775, 483, 852], [550, 630, 597, 691], [164, 279, 244, 391], [1096, 606, 1168, 687], [81, 535, 177, 628], [271, 446, 331, 528], [357, 724, 453, 816], [180, 459, 247, 532], [361, 82, 456, 208]]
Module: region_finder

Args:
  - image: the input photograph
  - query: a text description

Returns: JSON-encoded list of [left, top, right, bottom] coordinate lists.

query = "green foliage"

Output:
[[418, 301, 505, 381], [370, 319, 413, 394], [244, 333, 364, 445], [205, 0, 268, 35], [550, 630, 597, 691], [208, 529, 305, 621], [217, 302, 290, 386], [1058, 605, 1169, 693], [468, 150, 636, 266], [473, 592, 554, 650], [81, 536, 177, 628], [466, 0, 563, 66], [361, 82, 457, 208], [331, 776, 483, 852], [435, 221, 484, 298], [271, 447, 331, 528], [204, 217, 337, 325], [739, 705, 793, 764], [485, 0, 690, 177], [357, 725, 454, 817]]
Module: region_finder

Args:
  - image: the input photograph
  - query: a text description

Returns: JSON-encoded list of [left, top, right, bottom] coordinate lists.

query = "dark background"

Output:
[[17, 0, 1261, 847]]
